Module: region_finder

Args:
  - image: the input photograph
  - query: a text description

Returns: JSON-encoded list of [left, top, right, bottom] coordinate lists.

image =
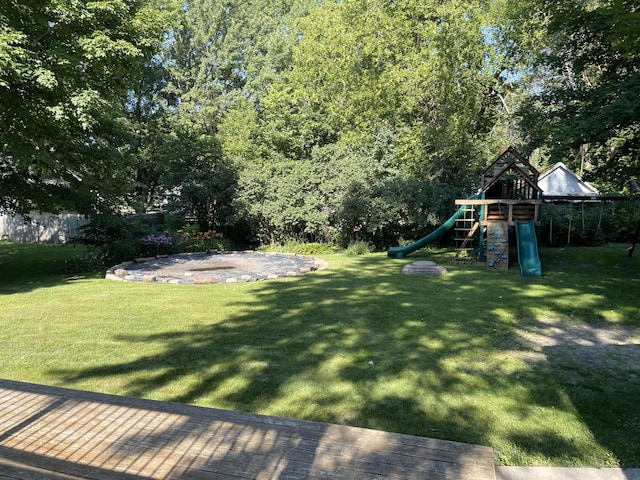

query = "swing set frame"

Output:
[[543, 195, 639, 256]]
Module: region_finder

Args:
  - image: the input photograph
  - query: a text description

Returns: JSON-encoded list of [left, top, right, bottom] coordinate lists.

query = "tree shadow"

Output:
[[1, 379, 494, 479], [543, 343, 640, 467], [0, 242, 96, 294], [49, 248, 640, 465]]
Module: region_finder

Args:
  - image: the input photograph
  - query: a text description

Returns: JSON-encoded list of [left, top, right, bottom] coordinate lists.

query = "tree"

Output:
[[216, 0, 542, 245], [155, 0, 319, 240], [123, 57, 175, 213], [160, 0, 314, 163], [268, 0, 522, 182], [0, 0, 167, 214], [519, 0, 640, 190], [164, 128, 237, 233]]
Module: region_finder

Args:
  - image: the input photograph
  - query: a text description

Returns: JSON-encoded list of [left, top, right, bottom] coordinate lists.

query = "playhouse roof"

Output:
[[480, 146, 541, 193], [538, 162, 600, 197]]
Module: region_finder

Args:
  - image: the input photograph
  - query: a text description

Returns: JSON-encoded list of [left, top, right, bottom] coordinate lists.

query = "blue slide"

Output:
[[516, 219, 542, 276], [387, 195, 479, 259]]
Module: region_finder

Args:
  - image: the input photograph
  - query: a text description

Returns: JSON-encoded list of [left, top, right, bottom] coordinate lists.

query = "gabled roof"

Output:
[[538, 162, 600, 197], [481, 146, 541, 192], [481, 146, 537, 175], [482, 162, 540, 194]]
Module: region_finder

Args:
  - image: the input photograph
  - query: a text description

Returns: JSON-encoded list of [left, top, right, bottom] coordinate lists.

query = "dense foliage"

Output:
[[0, 0, 167, 214], [520, 0, 640, 192], [1, 0, 637, 247]]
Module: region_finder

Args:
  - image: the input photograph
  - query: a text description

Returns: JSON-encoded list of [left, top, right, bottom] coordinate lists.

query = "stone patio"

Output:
[[105, 251, 327, 284]]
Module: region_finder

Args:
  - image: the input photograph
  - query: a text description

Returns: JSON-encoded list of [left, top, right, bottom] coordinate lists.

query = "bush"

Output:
[[345, 241, 373, 256], [282, 241, 338, 255], [141, 233, 174, 256], [260, 240, 338, 255], [63, 249, 106, 274], [175, 228, 234, 252], [77, 214, 239, 263], [107, 239, 148, 262], [78, 215, 133, 247], [77, 214, 172, 263], [235, 138, 468, 250]]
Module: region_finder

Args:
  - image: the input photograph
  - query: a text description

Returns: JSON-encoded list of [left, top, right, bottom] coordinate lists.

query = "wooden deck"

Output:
[[0, 379, 496, 479]]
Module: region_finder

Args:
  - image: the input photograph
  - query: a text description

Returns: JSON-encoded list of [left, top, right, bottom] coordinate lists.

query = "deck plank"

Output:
[[0, 379, 495, 479]]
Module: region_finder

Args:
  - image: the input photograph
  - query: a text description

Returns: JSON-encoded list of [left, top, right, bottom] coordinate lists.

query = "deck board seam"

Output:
[[0, 379, 496, 480]]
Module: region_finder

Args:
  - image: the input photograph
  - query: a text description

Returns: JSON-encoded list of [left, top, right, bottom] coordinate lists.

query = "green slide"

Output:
[[516, 219, 542, 277], [387, 195, 479, 259]]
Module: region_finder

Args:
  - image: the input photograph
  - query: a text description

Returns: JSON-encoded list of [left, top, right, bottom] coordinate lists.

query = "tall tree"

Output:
[[154, 0, 317, 237], [0, 0, 167, 214], [123, 56, 175, 213], [268, 0, 521, 183], [230, 0, 541, 245], [520, 0, 640, 190], [159, 0, 314, 164]]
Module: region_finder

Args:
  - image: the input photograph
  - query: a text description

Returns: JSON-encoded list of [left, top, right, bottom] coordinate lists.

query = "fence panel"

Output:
[[0, 214, 88, 243]]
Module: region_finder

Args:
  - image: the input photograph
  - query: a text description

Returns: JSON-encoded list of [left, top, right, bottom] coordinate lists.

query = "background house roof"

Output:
[[538, 162, 600, 197]]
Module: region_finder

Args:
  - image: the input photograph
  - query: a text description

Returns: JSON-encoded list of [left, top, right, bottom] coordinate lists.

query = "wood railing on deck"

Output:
[[455, 199, 542, 226]]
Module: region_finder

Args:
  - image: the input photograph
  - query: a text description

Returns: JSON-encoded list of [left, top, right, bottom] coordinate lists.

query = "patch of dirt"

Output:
[[518, 318, 640, 348], [513, 318, 640, 373]]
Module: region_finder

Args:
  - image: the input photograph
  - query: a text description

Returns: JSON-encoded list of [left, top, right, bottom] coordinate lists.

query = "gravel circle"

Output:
[[105, 251, 327, 284]]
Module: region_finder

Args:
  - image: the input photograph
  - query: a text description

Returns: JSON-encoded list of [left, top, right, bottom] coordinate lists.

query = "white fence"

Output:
[[0, 214, 88, 244]]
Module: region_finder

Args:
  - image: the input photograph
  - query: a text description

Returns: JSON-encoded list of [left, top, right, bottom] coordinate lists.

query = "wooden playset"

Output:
[[453, 146, 542, 274], [388, 146, 543, 276]]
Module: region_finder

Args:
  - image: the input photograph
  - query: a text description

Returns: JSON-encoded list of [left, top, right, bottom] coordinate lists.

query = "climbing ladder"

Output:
[[485, 220, 509, 270], [454, 205, 478, 264]]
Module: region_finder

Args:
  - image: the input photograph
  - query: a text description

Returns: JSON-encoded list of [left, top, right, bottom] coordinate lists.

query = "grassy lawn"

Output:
[[0, 241, 639, 467]]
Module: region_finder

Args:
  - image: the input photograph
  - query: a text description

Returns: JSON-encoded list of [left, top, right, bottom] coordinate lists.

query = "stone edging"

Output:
[[105, 251, 328, 284]]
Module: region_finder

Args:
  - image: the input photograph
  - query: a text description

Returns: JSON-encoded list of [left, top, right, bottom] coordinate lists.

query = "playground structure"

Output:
[[388, 146, 543, 276]]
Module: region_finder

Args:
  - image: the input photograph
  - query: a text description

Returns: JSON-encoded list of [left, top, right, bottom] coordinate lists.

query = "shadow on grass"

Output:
[[0, 242, 97, 294], [36, 248, 640, 464], [50, 247, 640, 466], [543, 343, 640, 467]]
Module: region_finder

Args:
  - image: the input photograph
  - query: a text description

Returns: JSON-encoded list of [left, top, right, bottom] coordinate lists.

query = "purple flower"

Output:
[[143, 234, 172, 245]]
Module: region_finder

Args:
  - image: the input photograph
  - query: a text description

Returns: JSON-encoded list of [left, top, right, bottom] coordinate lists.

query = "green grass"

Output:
[[1, 241, 639, 467]]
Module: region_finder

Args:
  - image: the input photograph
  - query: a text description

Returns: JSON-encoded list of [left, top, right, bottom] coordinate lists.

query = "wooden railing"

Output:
[[455, 199, 542, 226]]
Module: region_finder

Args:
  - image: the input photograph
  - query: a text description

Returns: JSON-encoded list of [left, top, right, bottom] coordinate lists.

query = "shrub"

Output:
[[63, 249, 106, 274], [260, 240, 338, 255], [107, 239, 148, 262], [234, 132, 470, 250], [78, 215, 133, 247], [175, 228, 234, 252], [78, 214, 172, 263], [77, 213, 243, 264], [345, 241, 373, 256], [142, 233, 174, 256], [284, 242, 338, 255]]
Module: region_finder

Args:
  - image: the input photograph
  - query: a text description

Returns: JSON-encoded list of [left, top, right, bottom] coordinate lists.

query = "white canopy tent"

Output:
[[538, 162, 600, 198]]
